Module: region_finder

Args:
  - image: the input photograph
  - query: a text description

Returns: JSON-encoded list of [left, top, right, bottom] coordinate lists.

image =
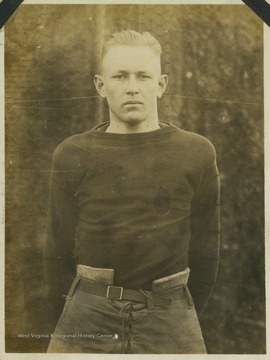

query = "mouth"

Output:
[[123, 101, 143, 106]]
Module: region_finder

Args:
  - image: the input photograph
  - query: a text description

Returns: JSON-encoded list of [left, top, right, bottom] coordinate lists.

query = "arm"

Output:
[[188, 149, 220, 318], [43, 145, 79, 330]]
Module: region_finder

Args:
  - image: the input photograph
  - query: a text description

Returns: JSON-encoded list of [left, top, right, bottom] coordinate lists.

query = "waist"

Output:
[[73, 265, 192, 308], [74, 230, 189, 289], [76, 264, 190, 290]]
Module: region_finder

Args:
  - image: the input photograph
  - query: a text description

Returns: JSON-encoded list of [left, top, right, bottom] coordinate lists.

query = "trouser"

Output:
[[47, 266, 206, 354]]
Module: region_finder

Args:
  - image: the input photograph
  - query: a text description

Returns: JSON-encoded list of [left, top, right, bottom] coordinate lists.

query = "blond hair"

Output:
[[102, 30, 162, 59]]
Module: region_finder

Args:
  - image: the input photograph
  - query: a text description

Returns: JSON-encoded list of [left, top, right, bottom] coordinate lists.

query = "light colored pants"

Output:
[[47, 267, 206, 354]]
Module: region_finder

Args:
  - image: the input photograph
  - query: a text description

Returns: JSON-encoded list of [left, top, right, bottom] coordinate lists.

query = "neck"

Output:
[[106, 115, 160, 134], [106, 122, 160, 134]]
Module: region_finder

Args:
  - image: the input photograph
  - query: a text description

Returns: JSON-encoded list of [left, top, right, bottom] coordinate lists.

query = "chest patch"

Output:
[[154, 187, 171, 215]]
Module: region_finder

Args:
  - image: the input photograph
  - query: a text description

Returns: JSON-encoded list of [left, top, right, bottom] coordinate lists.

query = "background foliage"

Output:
[[5, 4, 265, 353]]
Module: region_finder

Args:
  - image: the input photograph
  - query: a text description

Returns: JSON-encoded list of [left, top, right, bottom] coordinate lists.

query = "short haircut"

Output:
[[102, 30, 162, 59]]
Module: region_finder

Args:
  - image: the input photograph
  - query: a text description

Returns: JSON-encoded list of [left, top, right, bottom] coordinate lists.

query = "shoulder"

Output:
[[169, 125, 219, 188], [171, 125, 216, 161], [52, 128, 96, 170]]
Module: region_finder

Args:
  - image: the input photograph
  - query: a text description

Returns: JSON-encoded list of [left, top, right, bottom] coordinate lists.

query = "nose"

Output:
[[126, 75, 139, 95]]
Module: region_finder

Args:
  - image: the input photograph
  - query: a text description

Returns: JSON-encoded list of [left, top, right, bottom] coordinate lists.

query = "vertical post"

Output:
[[93, 5, 107, 125]]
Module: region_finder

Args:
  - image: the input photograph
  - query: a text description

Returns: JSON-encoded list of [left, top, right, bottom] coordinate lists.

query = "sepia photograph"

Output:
[[2, 0, 267, 356]]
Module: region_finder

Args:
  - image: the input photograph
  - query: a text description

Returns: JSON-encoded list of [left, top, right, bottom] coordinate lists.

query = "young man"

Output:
[[45, 30, 220, 354]]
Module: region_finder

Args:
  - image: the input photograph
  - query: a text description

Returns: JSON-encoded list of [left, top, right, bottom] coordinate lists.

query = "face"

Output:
[[94, 45, 168, 126]]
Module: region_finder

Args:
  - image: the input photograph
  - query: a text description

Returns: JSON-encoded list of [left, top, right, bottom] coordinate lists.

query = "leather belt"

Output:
[[77, 277, 187, 309]]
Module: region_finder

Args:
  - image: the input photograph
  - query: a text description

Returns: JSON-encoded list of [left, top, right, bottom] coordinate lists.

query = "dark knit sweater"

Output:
[[44, 122, 220, 327]]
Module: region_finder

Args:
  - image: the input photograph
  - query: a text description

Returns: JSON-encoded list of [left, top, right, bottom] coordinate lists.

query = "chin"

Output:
[[122, 115, 145, 125], [125, 119, 144, 126]]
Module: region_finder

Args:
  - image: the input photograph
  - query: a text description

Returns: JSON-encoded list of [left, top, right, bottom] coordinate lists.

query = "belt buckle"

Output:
[[106, 285, 124, 300]]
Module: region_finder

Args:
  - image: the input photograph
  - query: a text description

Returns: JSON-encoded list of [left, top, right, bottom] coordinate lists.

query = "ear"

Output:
[[94, 75, 106, 98], [157, 74, 168, 99]]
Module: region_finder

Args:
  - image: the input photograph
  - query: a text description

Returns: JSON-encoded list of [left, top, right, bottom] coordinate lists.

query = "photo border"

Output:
[[0, 1, 268, 359]]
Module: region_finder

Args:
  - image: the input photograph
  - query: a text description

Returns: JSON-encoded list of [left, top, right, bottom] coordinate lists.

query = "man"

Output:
[[45, 30, 220, 354]]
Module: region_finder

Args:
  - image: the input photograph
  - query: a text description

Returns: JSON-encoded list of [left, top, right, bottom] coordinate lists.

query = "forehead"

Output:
[[101, 45, 161, 74]]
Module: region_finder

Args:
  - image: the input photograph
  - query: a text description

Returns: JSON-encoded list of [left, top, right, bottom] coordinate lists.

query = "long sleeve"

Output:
[[188, 148, 220, 318], [43, 145, 80, 331]]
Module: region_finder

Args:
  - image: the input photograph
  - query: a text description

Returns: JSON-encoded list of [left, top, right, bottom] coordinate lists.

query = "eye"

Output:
[[138, 74, 150, 80], [113, 74, 126, 80]]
